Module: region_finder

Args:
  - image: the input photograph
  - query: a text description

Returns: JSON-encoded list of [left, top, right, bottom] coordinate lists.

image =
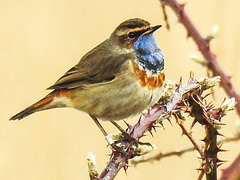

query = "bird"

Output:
[[10, 18, 165, 141]]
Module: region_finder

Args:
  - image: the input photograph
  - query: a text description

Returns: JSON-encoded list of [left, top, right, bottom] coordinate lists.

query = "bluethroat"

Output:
[[10, 18, 165, 145]]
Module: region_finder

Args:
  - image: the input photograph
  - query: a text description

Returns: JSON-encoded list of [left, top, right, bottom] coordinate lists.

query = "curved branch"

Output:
[[160, 0, 240, 116]]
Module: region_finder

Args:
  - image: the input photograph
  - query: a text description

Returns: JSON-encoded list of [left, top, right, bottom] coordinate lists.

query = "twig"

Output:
[[131, 147, 194, 165], [176, 118, 204, 157], [197, 170, 205, 180], [160, 0, 240, 116], [131, 136, 240, 166], [176, 118, 205, 180], [160, 3, 170, 30]]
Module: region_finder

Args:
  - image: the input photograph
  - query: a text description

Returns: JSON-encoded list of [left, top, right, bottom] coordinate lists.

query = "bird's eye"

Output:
[[128, 32, 136, 39]]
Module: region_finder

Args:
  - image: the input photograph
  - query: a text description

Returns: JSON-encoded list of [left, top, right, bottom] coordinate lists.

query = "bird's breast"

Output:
[[130, 61, 165, 90]]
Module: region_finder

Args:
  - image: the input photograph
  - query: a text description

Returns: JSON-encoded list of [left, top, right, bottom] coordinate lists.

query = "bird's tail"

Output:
[[10, 90, 68, 120]]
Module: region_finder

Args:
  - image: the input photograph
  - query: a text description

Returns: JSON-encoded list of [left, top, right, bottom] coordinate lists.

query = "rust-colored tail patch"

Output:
[[33, 90, 67, 108], [10, 90, 68, 120], [33, 96, 54, 108]]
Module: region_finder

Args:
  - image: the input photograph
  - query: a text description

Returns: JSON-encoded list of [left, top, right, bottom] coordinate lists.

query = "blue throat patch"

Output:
[[133, 33, 164, 74]]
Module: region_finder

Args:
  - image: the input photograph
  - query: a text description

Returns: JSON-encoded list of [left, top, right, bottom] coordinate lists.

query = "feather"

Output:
[[48, 39, 133, 90]]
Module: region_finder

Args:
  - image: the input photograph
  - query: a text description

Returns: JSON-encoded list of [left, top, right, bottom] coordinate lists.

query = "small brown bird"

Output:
[[10, 18, 165, 137]]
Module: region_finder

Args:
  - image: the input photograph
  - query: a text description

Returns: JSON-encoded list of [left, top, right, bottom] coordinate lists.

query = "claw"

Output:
[[111, 143, 129, 163], [120, 132, 139, 147], [108, 132, 153, 161], [121, 132, 153, 150]]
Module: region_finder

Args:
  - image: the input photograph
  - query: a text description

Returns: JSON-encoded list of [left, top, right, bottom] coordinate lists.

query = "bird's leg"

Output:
[[89, 114, 108, 136], [110, 120, 135, 142], [89, 115, 128, 158], [110, 121, 126, 133], [110, 120, 141, 147]]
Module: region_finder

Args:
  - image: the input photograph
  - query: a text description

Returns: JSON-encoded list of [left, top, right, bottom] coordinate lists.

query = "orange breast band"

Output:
[[131, 61, 165, 90]]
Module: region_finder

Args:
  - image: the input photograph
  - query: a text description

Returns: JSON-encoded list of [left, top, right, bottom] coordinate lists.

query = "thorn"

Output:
[[159, 121, 165, 129], [216, 158, 227, 163], [123, 165, 129, 174], [196, 167, 204, 171], [152, 126, 157, 132], [202, 93, 211, 99], [217, 163, 224, 167], [199, 157, 205, 160], [181, 130, 187, 136], [179, 76, 183, 85], [149, 129, 154, 137], [153, 123, 160, 129], [190, 119, 197, 129], [216, 130, 225, 137], [189, 71, 195, 80], [180, 2, 187, 9], [216, 147, 227, 152], [123, 120, 131, 128], [167, 118, 172, 126]]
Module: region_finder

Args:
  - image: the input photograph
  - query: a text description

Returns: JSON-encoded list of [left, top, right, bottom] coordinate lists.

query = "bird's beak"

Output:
[[142, 25, 162, 36]]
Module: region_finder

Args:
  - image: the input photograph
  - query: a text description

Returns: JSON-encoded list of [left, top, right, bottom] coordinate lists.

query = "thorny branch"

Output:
[[160, 0, 240, 116], [131, 136, 240, 166], [88, 76, 235, 180]]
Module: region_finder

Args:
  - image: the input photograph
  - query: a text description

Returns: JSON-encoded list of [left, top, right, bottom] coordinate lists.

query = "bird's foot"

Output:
[[120, 132, 152, 148]]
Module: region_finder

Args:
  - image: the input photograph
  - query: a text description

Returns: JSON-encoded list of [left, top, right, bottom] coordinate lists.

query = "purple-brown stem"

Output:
[[220, 153, 240, 180], [97, 105, 166, 180], [160, 0, 240, 116]]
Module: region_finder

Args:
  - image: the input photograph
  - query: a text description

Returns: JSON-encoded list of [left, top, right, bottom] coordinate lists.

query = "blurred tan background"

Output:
[[1, 0, 240, 179]]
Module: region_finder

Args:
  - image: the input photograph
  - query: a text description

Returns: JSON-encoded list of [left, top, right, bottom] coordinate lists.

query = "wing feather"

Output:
[[48, 40, 133, 90]]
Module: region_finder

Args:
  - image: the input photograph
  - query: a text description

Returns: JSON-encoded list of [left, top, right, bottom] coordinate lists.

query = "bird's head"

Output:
[[111, 18, 164, 75], [111, 18, 161, 49]]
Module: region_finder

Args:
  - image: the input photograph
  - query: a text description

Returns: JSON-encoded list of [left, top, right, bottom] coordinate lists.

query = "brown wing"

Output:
[[47, 40, 132, 90]]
